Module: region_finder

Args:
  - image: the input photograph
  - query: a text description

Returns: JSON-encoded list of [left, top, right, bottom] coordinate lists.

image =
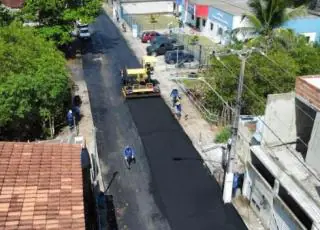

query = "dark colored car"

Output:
[[141, 31, 161, 43], [165, 50, 194, 64], [146, 38, 184, 56], [150, 35, 177, 44]]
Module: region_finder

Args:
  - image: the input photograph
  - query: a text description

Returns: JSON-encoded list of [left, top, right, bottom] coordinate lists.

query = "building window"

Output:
[[218, 27, 223, 35], [210, 23, 213, 31], [279, 185, 313, 230], [251, 150, 275, 187], [191, 14, 194, 20], [202, 19, 206, 27]]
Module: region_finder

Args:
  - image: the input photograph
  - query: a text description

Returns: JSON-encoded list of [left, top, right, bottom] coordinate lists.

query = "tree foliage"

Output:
[[203, 30, 320, 116], [0, 23, 70, 140], [233, 0, 307, 37], [0, 4, 14, 26], [19, 0, 102, 45]]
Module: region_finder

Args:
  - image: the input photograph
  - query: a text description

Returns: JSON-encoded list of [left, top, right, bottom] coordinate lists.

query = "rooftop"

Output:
[[1, 0, 25, 8], [189, 0, 250, 15], [296, 75, 320, 111], [304, 76, 320, 89], [189, 0, 319, 17], [252, 145, 320, 227], [0, 142, 85, 230]]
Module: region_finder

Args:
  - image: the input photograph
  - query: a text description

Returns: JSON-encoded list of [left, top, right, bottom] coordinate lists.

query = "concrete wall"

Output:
[[272, 196, 308, 230], [236, 122, 254, 163], [262, 92, 297, 147], [306, 112, 320, 174], [243, 163, 273, 228], [121, 1, 174, 14], [243, 163, 307, 230], [295, 98, 316, 156]]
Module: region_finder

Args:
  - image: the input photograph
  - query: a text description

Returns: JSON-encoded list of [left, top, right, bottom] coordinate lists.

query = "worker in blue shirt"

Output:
[[66, 110, 74, 129], [170, 88, 180, 107], [123, 146, 136, 168], [175, 98, 182, 119]]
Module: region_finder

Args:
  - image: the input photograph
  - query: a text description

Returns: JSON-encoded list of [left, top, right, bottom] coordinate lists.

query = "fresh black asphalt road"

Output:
[[81, 11, 247, 230]]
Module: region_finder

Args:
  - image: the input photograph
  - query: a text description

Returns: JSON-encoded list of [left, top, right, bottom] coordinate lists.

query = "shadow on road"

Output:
[[105, 194, 119, 230]]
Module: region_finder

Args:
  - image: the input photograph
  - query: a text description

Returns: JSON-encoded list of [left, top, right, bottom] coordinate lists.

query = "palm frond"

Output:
[[284, 5, 307, 21], [242, 13, 263, 30]]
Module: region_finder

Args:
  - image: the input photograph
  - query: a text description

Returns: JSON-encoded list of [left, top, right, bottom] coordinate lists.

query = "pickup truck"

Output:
[[146, 37, 183, 56]]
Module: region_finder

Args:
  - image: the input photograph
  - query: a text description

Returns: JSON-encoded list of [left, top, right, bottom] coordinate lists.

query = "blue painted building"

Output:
[[205, 7, 234, 44], [182, 0, 320, 44], [282, 17, 320, 42]]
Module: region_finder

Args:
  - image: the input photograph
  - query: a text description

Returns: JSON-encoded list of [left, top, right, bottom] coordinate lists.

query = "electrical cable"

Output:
[[215, 56, 310, 148], [214, 57, 320, 182]]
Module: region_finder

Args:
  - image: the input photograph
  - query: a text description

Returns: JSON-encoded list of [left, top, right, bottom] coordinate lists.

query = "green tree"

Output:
[[19, 0, 102, 45], [0, 4, 14, 26], [233, 0, 306, 37], [0, 22, 70, 140], [203, 32, 320, 116]]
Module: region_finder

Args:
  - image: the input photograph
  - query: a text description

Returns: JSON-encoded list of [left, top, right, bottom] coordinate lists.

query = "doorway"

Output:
[[196, 17, 200, 29]]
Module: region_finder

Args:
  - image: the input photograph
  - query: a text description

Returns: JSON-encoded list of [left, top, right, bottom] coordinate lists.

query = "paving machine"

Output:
[[121, 67, 160, 99]]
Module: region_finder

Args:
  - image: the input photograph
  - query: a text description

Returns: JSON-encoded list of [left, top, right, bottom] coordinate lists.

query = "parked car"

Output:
[[150, 35, 177, 44], [146, 38, 184, 56], [141, 31, 161, 43], [76, 23, 91, 40], [78, 27, 91, 40], [165, 50, 194, 64]]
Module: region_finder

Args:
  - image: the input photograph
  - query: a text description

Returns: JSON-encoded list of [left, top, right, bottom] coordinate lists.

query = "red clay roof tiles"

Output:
[[0, 142, 85, 230]]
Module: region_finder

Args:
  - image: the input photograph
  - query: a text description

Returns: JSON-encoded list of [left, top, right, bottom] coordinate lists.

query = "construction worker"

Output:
[[66, 110, 74, 129], [170, 88, 180, 107], [123, 146, 136, 168], [175, 98, 182, 119]]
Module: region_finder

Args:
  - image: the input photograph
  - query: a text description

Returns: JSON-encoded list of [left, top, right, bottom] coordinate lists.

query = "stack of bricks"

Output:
[[0, 142, 85, 230], [295, 75, 320, 111]]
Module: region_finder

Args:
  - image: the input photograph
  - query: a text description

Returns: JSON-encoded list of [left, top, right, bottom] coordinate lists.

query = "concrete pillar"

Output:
[[273, 179, 280, 195]]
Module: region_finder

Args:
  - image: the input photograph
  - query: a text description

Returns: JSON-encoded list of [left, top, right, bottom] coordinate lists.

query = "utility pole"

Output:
[[168, 47, 257, 203], [222, 51, 251, 203]]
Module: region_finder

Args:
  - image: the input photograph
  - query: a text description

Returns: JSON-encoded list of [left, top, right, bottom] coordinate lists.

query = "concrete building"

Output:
[[119, 0, 175, 15], [236, 75, 320, 230], [177, 0, 320, 44]]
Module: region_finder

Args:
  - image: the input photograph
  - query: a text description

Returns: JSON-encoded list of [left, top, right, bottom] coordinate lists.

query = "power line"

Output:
[[213, 57, 320, 181], [215, 55, 310, 149]]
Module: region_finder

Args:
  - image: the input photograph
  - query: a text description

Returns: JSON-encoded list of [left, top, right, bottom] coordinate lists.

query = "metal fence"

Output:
[[120, 6, 144, 36], [171, 32, 218, 65]]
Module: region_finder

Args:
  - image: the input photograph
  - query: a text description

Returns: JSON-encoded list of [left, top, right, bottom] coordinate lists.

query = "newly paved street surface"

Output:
[[81, 11, 247, 230]]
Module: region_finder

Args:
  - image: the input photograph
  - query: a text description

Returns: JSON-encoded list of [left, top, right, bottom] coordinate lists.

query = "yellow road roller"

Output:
[[120, 67, 160, 99]]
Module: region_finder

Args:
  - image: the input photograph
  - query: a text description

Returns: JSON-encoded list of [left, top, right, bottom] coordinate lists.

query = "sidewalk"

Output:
[[68, 58, 105, 192], [103, 4, 264, 230]]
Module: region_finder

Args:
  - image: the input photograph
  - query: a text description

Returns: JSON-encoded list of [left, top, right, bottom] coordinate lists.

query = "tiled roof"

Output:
[[1, 0, 25, 8], [0, 142, 85, 230]]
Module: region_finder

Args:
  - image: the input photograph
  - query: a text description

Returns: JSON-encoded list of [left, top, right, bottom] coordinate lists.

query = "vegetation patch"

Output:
[[215, 126, 232, 143]]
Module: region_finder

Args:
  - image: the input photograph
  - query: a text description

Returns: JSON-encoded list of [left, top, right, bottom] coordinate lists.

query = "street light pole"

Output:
[[222, 53, 248, 203]]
